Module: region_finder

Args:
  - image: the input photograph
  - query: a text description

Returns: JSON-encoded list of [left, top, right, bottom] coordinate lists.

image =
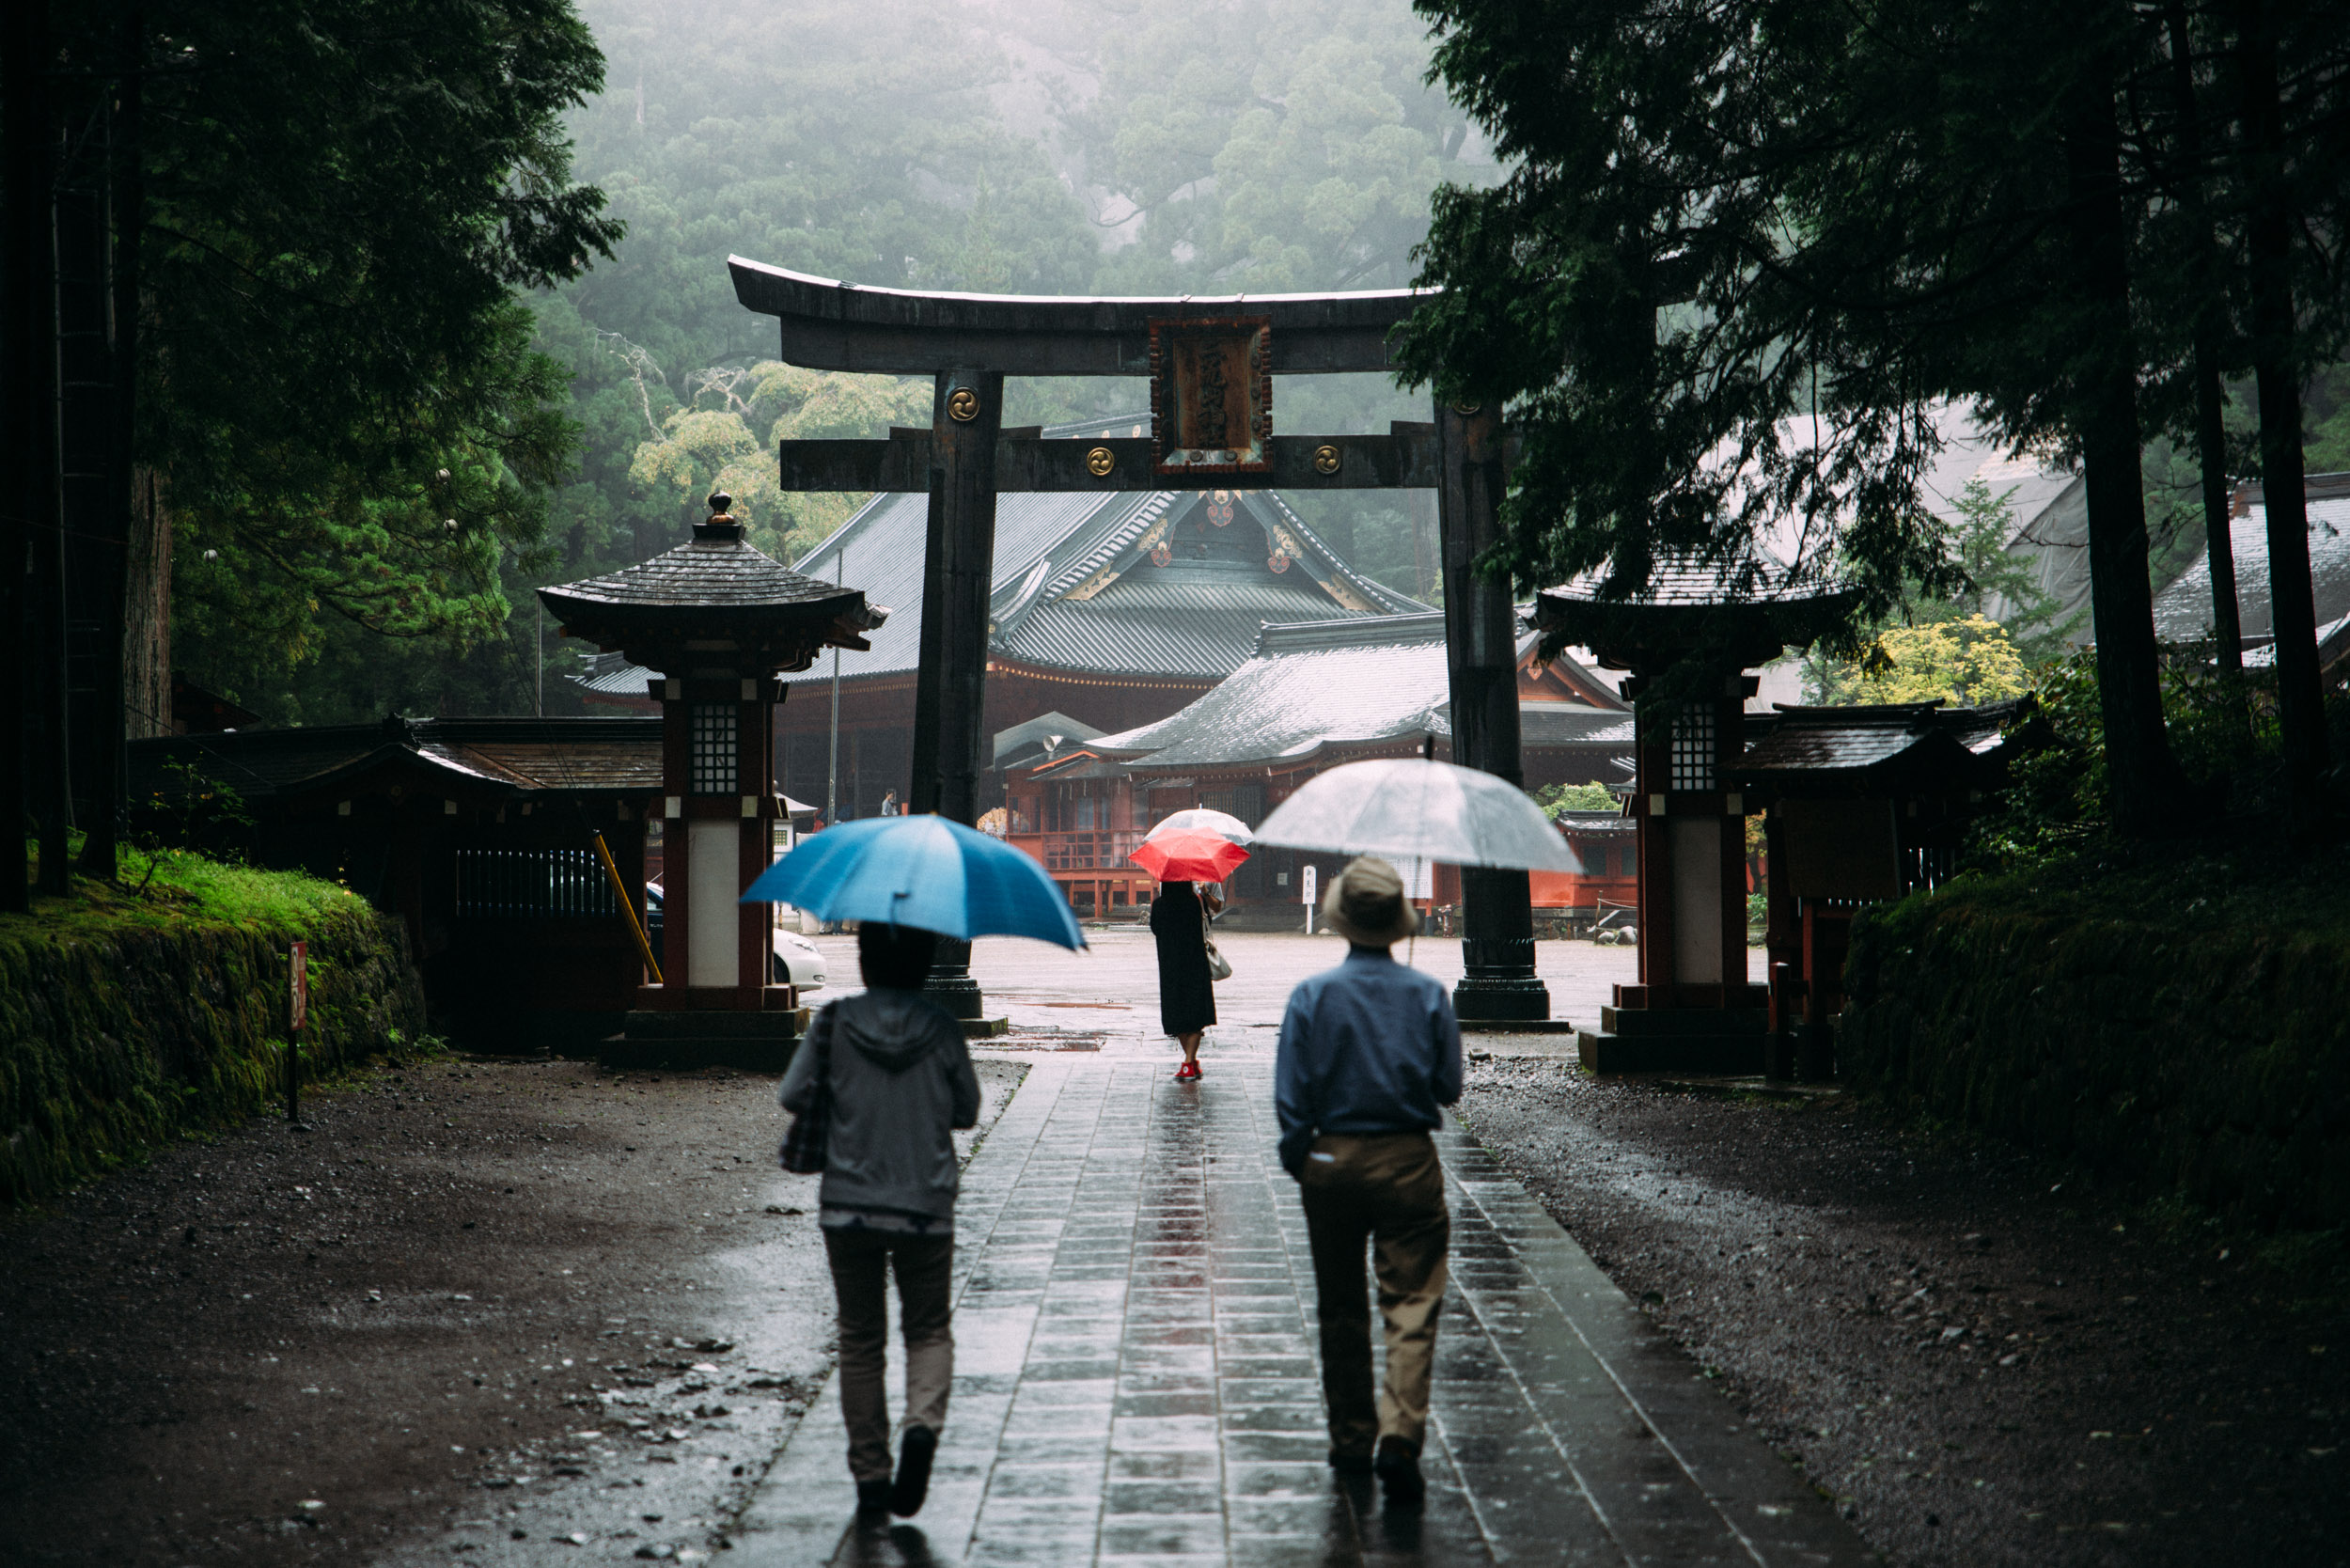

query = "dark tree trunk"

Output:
[[8, 0, 70, 895], [2232, 0, 2327, 833], [122, 465, 170, 739], [2164, 4, 2245, 676], [0, 0, 41, 909], [78, 12, 141, 878], [2063, 65, 2180, 839], [2193, 353, 2244, 666]]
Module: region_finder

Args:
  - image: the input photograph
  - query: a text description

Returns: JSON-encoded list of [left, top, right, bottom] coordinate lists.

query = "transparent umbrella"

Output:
[[1251, 759, 1574, 870]]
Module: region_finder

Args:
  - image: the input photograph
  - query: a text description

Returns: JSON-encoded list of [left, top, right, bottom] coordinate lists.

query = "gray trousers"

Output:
[[823, 1228, 955, 1482]]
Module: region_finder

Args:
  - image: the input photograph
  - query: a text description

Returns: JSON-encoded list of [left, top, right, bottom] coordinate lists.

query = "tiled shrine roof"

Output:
[[781, 436, 1426, 686], [2153, 473, 2350, 645], [1731, 698, 2033, 787], [129, 716, 667, 804], [1090, 613, 1632, 773]]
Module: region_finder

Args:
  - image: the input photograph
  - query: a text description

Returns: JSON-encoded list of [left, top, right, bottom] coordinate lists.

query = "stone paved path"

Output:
[[735, 1058, 1872, 1567]]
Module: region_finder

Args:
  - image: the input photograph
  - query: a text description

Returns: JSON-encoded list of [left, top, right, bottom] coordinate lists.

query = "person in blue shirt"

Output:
[[1276, 855, 1463, 1508]]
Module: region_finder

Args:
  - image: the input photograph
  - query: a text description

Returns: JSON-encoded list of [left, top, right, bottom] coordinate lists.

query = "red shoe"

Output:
[[1175, 1060, 1199, 1080]]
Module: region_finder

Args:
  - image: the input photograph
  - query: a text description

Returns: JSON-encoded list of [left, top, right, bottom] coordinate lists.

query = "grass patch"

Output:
[[9, 841, 366, 941], [1, 845, 425, 1204]]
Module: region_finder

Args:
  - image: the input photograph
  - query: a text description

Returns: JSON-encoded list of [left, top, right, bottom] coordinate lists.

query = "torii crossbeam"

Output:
[[729, 257, 1554, 1027]]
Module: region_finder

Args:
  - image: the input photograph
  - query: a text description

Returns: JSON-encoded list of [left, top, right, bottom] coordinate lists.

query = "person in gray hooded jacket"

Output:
[[778, 922, 979, 1519]]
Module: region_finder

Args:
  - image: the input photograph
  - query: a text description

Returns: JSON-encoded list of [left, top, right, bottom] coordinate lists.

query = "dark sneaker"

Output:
[[855, 1478, 892, 1517], [1373, 1435, 1424, 1507], [890, 1425, 938, 1517], [1327, 1448, 1375, 1475]]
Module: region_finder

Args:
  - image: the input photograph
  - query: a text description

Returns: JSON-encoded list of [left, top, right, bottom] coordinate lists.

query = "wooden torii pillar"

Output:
[[728, 258, 1553, 1026]]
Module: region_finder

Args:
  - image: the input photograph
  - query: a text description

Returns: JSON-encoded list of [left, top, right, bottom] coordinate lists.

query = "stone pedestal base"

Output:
[[1452, 975, 1555, 1025], [1576, 1004, 1766, 1074], [603, 1008, 809, 1072], [922, 954, 1007, 1036]]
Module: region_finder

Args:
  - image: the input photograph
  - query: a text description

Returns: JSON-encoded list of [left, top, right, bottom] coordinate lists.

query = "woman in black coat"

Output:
[[1149, 880, 1219, 1079]]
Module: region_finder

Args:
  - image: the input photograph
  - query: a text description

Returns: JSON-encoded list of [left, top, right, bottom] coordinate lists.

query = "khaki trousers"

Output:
[[822, 1229, 955, 1482], [1296, 1131, 1449, 1455]]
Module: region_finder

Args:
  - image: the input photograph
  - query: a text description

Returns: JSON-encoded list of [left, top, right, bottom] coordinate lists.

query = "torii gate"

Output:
[[729, 258, 1553, 1027]]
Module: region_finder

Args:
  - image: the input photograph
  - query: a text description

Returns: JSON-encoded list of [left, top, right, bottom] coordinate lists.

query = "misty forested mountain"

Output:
[[180, 0, 1485, 725]]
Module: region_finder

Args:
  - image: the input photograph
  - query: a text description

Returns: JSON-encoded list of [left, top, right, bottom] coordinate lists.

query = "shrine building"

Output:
[[1001, 610, 1634, 917]]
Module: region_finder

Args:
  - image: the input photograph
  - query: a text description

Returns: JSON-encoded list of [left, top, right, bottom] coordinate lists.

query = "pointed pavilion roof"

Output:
[[539, 501, 885, 675]]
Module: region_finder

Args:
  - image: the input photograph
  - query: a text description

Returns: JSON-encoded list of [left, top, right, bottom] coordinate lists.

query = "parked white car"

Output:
[[643, 883, 826, 990]]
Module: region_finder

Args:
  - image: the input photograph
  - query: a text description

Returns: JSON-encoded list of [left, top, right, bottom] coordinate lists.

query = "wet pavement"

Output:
[[734, 1050, 1872, 1566], [934, 928, 1693, 1053]]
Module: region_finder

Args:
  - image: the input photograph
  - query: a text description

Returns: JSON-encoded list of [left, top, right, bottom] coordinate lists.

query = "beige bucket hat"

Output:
[[1320, 855, 1420, 947]]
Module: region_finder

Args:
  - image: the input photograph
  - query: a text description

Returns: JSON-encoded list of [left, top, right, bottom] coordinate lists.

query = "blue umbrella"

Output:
[[740, 815, 1088, 949]]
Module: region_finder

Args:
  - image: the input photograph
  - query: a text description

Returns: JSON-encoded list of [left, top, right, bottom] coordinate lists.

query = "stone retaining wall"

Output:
[[0, 903, 426, 1204]]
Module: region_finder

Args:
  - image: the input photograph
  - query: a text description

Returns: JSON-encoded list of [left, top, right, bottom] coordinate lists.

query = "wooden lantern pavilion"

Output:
[[538, 493, 885, 1062], [1532, 560, 1853, 1073]]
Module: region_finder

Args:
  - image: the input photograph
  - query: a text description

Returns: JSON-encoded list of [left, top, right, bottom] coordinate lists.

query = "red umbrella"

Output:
[[1131, 830, 1251, 883]]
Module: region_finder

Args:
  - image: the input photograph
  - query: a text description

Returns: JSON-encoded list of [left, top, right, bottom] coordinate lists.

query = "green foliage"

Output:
[[1393, 0, 1970, 620], [0, 849, 427, 1204], [134, 0, 623, 698], [1802, 477, 2074, 702], [626, 365, 932, 565], [1533, 781, 1617, 819], [1078, 0, 1481, 294], [1842, 843, 2350, 1232], [1966, 642, 2333, 868], [1398, 0, 2350, 839], [1815, 614, 2032, 709]]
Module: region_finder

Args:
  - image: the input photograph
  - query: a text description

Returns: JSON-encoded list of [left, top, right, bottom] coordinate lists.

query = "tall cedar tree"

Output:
[[108, 0, 622, 700], [1400, 0, 2345, 836], [2214, 0, 2350, 830]]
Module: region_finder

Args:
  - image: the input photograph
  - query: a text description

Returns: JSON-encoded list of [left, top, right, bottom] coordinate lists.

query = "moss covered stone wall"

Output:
[[0, 880, 426, 1205], [1842, 880, 2350, 1231]]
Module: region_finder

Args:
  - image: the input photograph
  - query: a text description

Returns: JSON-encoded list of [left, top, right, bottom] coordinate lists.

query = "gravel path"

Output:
[[0, 1052, 1024, 1568], [1455, 1057, 2350, 1568]]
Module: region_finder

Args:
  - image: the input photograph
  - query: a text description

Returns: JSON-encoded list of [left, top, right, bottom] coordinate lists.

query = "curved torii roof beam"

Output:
[[728, 256, 1423, 378]]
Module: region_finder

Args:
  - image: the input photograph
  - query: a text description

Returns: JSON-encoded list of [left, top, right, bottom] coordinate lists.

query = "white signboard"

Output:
[[1300, 864, 1319, 906]]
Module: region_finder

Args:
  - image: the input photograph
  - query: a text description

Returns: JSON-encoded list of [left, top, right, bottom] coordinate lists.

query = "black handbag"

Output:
[[777, 1018, 832, 1174]]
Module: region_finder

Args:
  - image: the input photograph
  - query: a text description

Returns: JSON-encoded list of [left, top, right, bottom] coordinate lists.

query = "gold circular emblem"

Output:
[[1312, 444, 1341, 475], [1086, 446, 1116, 477], [1451, 400, 1483, 417], [947, 387, 980, 422]]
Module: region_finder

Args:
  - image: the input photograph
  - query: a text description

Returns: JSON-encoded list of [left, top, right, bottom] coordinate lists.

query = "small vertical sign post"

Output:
[[1301, 864, 1318, 935], [287, 941, 308, 1123]]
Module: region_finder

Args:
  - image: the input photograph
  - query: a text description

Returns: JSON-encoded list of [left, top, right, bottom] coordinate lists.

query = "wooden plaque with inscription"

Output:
[[1149, 317, 1271, 475]]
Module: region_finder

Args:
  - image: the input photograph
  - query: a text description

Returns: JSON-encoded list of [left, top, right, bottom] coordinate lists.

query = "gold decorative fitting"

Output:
[[1311, 445, 1341, 475], [1086, 446, 1116, 477], [1451, 400, 1483, 416], [947, 387, 980, 422]]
